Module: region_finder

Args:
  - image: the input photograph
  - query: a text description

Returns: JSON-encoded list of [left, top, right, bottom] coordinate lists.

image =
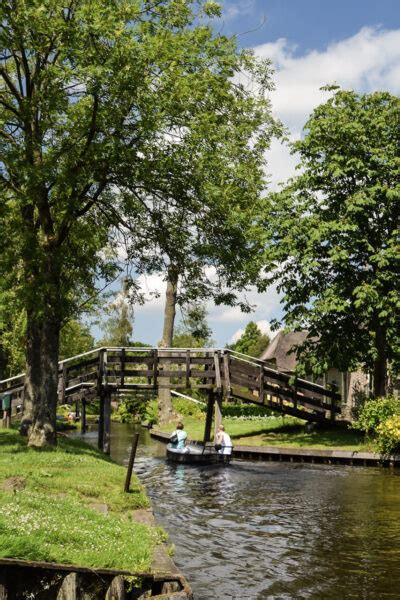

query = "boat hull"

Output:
[[166, 446, 231, 465]]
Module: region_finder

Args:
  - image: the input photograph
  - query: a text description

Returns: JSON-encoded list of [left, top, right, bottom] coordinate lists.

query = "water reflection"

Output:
[[76, 423, 400, 599]]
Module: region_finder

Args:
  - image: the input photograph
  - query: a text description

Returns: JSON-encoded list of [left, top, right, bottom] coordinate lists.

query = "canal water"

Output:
[[79, 423, 400, 599]]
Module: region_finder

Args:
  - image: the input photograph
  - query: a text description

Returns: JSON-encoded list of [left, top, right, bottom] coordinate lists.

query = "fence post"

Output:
[[124, 432, 140, 493]]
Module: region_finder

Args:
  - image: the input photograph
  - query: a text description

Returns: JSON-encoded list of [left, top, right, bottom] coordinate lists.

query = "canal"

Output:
[[79, 423, 400, 599]]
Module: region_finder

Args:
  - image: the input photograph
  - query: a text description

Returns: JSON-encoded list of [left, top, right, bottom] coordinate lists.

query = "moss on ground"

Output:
[[0, 429, 161, 571]]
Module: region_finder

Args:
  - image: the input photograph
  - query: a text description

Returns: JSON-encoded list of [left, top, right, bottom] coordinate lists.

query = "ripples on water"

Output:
[[80, 424, 400, 600]]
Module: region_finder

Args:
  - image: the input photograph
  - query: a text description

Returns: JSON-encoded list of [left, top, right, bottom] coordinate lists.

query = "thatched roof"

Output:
[[259, 330, 310, 372]]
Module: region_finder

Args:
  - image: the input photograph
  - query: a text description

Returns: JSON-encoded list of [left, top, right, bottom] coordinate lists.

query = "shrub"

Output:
[[172, 398, 205, 419], [352, 397, 400, 435], [376, 416, 400, 456]]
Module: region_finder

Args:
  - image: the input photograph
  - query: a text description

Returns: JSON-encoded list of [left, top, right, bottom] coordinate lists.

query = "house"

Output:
[[260, 330, 370, 419]]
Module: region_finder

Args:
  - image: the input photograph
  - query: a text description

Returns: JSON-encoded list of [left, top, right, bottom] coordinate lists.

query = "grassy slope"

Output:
[[161, 415, 369, 451], [0, 429, 161, 571]]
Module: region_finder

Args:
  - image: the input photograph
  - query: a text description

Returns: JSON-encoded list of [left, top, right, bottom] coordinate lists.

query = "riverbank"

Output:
[[0, 429, 161, 572], [152, 429, 400, 467], [158, 414, 369, 451]]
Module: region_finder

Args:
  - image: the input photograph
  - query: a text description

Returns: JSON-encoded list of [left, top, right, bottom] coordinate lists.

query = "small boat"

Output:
[[166, 444, 231, 465]]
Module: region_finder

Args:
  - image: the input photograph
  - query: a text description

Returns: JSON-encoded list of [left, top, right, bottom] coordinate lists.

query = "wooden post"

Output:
[[61, 362, 67, 405], [103, 386, 112, 454], [97, 349, 105, 451], [0, 583, 7, 599], [121, 347, 126, 389], [56, 572, 77, 600], [153, 349, 158, 389], [223, 351, 231, 395], [214, 392, 223, 438], [124, 432, 140, 493], [106, 576, 126, 600], [98, 391, 104, 451], [186, 350, 191, 388], [214, 351, 222, 392], [203, 391, 214, 444], [81, 398, 87, 434], [259, 364, 264, 402]]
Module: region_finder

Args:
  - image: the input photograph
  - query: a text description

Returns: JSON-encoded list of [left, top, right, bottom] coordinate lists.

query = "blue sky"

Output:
[[99, 1, 400, 348]]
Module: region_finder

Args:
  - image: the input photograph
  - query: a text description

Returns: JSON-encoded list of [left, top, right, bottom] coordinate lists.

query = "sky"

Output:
[[101, 0, 400, 348]]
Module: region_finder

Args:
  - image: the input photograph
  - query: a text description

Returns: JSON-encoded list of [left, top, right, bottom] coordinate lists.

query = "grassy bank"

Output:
[[161, 412, 369, 451], [0, 429, 162, 572]]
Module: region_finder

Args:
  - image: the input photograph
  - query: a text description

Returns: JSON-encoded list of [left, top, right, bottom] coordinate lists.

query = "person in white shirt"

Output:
[[215, 424, 233, 455]]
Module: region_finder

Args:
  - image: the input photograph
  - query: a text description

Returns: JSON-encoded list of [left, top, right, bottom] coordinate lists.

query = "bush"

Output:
[[376, 416, 400, 456], [172, 398, 205, 419], [352, 397, 400, 434], [221, 403, 272, 419]]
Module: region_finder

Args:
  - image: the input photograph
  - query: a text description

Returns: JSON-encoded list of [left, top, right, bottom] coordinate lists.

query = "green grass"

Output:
[[0, 429, 161, 572], [161, 415, 370, 451]]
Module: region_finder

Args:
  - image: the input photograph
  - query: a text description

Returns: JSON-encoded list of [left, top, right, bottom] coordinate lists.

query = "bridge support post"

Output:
[[203, 390, 214, 444], [81, 399, 86, 434], [98, 390, 104, 451], [214, 392, 223, 438], [102, 386, 112, 455]]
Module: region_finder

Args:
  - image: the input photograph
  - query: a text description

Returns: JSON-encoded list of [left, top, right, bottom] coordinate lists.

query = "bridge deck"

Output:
[[0, 347, 341, 429]]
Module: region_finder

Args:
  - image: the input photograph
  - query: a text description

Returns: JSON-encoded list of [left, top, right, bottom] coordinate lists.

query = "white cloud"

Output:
[[230, 318, 274, 344], [130, 27, 400, 345], [222, 0, 256, 21], [258, 27, 400, 189]]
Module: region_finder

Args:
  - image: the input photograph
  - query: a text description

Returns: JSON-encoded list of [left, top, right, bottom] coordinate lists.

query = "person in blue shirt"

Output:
[[170, 421, 187, 450]]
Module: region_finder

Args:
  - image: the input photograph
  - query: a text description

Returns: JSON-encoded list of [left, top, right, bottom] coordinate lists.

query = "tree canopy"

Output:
[[0, 0, 280, 444], [228, 321, 270, 358], [266, 88, 399, 395]]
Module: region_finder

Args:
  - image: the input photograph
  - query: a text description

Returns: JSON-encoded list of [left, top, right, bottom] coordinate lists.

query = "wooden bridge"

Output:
[[0, 347, 341, 452]]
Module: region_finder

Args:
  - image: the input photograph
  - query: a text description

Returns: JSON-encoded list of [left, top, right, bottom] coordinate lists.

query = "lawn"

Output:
[[160, 414, 369, 451], [0, 429, 162, 572]]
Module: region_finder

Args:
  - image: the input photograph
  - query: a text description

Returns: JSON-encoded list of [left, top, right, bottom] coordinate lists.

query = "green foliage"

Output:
[[0, 430, 159, 570], [352, 397, 400, 435], [376, 416, 400, 456], [59, 320, 94, 360], [228, 321, 270, 357], [266, 89, 400, 394], [114, 398, 159, 426], [173, 303, 214, 348], [98, 279, 134, 347], [219, 403, 272, 419], [172, 397, 205, 419]]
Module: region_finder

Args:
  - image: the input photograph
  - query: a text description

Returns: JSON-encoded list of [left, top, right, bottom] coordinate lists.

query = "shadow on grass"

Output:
[[0, 430, 113, 462]]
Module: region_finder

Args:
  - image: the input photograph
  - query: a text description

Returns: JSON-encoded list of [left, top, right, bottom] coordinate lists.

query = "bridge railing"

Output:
[[0, 347, 342, 423]]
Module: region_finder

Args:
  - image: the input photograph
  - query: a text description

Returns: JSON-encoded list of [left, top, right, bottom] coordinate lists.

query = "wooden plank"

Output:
[[223, 352, 231, 394], [153, 349, 158, 388], [214, 352, 222, 391], [107, 355, 154, 365], [106, 576, 126, 600], [57, 572, 77, 600], [259, 365, 264, 402], [186, 350, 190, 388], [120, 348, 125, 388], [105, 369, 154, 378]]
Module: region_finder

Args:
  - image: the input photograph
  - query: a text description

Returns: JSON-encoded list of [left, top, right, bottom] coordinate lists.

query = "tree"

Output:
[[228, 321, 270, 358], [97, 279, 134, 347], [266, 89, 399, 396], [173, 303, 214, 348], [59, 320, 94, 361], [0, 0, 252, 446]]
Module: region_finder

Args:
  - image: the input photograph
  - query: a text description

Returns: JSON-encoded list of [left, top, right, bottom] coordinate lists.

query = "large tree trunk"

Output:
[[158, 266, 178, 424], [21, 252, 62, 447], [373, 323, 387, 398]]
